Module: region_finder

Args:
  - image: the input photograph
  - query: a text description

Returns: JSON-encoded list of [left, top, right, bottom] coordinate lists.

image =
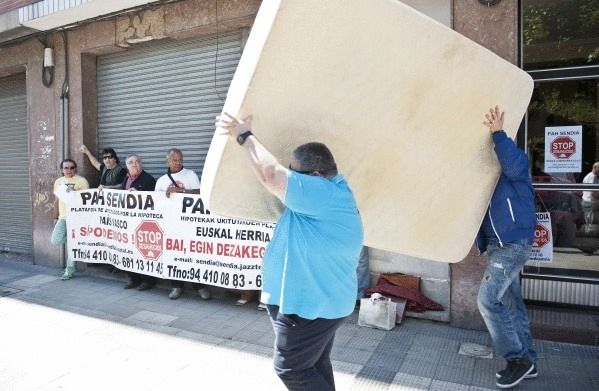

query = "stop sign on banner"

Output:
[[533, 224, 550, 248], [551, 136, 576, 159], [135, 220, 164, 260]]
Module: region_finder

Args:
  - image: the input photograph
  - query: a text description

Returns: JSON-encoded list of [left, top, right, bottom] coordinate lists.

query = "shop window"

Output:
[[525, 77, 599, 277], [522, 0, 599, 70], [527, 79, 598, 185]]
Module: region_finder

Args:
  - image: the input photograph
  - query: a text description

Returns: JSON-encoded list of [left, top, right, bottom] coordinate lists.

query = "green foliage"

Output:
[[529, 85, 599, 125], [522, 0, 599, 66]]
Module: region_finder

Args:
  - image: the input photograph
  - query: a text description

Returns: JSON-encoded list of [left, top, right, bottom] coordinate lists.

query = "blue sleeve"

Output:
[[284, 171, 330, 216], [492, 131, 531, 181]]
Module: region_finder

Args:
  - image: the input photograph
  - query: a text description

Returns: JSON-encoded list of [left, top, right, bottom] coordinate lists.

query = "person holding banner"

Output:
[[477, 106, 538, 389], [120, 154, 158, 290], [79, 145, 127, 189], [155, 148, 210, 300], [216, 113, 363, 391], [51, 159, 89, 280]]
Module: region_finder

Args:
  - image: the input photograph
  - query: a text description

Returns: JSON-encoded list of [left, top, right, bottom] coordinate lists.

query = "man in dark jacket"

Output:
[[476, 106, 538, 389], [121, 154, 157, 290]]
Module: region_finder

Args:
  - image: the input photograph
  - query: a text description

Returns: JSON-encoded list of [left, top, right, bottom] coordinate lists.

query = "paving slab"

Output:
[[1, 257, 598, 390]]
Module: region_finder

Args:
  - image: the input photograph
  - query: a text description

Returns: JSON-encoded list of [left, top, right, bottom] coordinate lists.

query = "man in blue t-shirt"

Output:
[[217, 113, 363, 391]]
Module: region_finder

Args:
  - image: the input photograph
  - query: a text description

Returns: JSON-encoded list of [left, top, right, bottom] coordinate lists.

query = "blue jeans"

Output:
[[267, 305, 344, 391], [356, 247, 370, 300], [477, 238, 537, 362], [51, 219, 75, 275]]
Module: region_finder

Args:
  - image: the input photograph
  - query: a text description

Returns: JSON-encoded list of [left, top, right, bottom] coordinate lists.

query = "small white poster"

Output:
[[528, 212, 553, 264], [544, 125, 582, 173]]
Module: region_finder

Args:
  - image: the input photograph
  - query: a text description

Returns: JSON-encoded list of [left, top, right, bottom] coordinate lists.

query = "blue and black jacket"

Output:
[[476, 131, 537, 254]]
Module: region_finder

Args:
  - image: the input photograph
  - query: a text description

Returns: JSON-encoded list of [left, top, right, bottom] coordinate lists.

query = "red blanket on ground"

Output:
[[366, 275, 444, 313]]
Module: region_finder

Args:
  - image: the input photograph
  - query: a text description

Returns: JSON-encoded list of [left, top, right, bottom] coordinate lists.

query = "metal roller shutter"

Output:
[[0, 74, 32, 253], [97, 31, 242, 179]]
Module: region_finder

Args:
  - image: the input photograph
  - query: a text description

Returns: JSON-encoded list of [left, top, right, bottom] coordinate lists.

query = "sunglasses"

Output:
[[103, 155, 115, 160], [288, 164, 315, 175]]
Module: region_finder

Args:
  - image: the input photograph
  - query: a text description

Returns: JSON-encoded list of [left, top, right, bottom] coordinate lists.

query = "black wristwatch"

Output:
[[237, 131, 253, 145]]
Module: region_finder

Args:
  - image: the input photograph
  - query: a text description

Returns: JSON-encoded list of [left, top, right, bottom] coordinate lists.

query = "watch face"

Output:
[[237, 135, 244, 144]]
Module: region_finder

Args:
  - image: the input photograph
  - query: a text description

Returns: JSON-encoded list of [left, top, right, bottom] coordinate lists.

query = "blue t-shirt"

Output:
[[261, 171, 363, 319]]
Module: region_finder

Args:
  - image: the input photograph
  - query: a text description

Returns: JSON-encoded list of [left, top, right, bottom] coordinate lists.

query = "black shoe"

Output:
[[137, 280, 154, 291], [496, 363, 537, 379], [496, 358, 534, 389], [124, 280, 141, 289]]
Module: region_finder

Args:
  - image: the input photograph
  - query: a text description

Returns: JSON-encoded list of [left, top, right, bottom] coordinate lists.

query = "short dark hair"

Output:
[[292, 142, 338, 178], [166, 148, 183, 158], [102, 148, 119, 164], [60, 158, 77, 169]]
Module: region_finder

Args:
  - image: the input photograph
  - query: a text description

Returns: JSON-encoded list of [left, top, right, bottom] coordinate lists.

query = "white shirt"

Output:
[[155, 168, 200, 192], [582, 172, 598, 202]]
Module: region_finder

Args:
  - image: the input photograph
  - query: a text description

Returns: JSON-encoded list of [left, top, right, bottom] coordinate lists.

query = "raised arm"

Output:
[[483, 106, 530, 180], [215, 113, 288, 200], [79, 144, 101, 171]]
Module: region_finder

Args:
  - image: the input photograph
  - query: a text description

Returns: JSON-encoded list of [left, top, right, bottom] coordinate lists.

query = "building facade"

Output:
[[0, 0, 597, 339]]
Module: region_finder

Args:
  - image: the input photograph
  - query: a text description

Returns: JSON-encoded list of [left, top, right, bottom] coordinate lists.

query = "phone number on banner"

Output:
[[165, 263, 262, 289]]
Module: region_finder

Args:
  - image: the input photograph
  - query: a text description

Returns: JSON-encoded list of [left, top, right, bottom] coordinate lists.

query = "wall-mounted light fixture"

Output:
[[478, 0, 501, 7], [479, 0, 501, 5], [42, 47, 54, 87]]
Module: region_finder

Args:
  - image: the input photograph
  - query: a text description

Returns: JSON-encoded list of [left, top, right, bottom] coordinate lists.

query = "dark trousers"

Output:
[[170, 280, 204, 289], [127, 272, 155, 286], [267, 305, 345, 391]]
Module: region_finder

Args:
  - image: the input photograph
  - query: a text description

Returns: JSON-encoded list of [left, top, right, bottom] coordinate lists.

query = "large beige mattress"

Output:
[[202, 0, 533, 263]]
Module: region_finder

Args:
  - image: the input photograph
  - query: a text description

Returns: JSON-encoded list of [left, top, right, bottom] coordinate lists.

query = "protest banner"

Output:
[[58, 188, 273, 290]]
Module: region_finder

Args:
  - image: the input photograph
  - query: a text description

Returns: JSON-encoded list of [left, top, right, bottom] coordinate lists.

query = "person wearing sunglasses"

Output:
[[51, 159, 90, 280], [216, 113, 363, 391], [79, 144, 127, 188]]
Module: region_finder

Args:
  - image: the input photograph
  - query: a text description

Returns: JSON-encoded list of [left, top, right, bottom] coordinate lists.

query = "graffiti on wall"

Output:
[[32, 120, 55, 215], [116, 8, 165, 47]]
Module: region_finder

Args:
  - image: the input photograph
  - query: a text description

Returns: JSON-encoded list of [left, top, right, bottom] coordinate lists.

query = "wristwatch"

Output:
[[237, 131, 253, 145]]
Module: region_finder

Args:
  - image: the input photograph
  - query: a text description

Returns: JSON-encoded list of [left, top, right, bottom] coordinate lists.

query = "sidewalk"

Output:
[[1, 256, 598, 391]]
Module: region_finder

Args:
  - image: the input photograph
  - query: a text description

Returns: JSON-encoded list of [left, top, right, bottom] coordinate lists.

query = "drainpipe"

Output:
[[58, 30, 69, 268], [59, 30, 69, 161]]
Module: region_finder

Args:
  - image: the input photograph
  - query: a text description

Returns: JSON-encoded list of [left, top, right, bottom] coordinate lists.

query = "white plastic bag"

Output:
[[358, 293, 397, 331]]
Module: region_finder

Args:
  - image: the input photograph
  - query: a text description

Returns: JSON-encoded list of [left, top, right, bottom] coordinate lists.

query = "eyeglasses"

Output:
[[288, 164, 314, 175], [63, 166, 76, 170], [103, 155, 115, 160]]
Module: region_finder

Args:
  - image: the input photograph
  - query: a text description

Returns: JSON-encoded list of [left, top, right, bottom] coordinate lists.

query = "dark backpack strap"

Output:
[[167, 168, 183, 188], [100, 166, 108, 185]]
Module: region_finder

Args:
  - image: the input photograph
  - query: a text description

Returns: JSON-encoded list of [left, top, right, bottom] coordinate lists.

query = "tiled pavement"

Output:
[[1, 256, 598, 390]]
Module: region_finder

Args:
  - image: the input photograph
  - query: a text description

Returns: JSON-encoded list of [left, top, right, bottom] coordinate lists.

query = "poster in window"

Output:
[[544, 126, 582, 173], [528, 212, 553, 264]]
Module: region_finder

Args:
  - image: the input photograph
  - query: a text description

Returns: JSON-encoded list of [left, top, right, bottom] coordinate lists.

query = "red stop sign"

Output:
[[533, 224, 550, 248], [551, 136, 576, 159], [134, 220, 164, 260]]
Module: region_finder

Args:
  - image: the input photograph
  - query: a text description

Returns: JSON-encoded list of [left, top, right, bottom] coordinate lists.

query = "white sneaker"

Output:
[[169, 287, 183, 300], [197, 287, 211, 300]]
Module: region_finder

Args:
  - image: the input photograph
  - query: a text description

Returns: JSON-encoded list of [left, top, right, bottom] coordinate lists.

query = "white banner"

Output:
[[528, 211, 553, 264], [544, 125, 582, 173], [59, 188, 274, 290]]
